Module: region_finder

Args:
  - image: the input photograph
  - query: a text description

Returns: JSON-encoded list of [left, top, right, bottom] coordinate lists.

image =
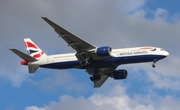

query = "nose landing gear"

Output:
[[152, 59, 158, 68], [152, 63, 155, 68]]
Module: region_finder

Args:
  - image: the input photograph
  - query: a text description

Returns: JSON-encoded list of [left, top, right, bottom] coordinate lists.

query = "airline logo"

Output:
[[140, 47, 156, 51], [25, 41, 44, 58]]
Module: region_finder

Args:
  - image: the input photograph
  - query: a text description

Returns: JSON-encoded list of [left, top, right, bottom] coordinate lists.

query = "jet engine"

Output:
[[95, 46, 112, 56], [112, 69, 128, 80]]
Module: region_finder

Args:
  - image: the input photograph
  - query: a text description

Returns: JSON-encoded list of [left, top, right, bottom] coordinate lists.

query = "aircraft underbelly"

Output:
[[40, 55, 166, 69]]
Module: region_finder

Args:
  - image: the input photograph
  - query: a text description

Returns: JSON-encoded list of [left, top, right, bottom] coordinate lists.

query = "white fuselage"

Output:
[[29, 46, 169, 69]]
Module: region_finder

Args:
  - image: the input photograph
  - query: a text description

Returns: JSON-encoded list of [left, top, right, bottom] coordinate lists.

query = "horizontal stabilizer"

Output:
[[28, 66, 38, 73], [10, 48, 37, 62]]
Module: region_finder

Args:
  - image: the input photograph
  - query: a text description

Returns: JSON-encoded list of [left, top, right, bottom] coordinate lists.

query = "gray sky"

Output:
[[0, 0, 180, 110], [1, 0, 179, 84]]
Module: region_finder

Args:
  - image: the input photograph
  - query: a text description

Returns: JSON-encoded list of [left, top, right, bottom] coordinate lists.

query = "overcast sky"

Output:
[[0, 0, 180, 110]]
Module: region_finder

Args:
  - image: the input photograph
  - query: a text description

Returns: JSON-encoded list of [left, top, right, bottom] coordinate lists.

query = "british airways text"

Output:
[[120, 51, 148, 55]]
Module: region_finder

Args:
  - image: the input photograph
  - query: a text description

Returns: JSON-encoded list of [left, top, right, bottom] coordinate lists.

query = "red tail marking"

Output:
[[25, 42, 37, 49], [140, 47, 153, 50], [21, 60, 28, 65], [33, 54, 40, 58], [32, 52, 44, 58]]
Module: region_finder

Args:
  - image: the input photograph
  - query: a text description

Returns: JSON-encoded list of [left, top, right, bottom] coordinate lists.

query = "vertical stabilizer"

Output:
[[24, 38, 47, 59]]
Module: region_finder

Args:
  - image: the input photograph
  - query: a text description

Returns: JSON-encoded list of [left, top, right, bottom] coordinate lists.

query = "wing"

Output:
[[42, 17, 111, 63], [42, 17, 116, 87], [94, 75, 109, 88], [41, 17, 96, 52], [87, 67, 117, 88]]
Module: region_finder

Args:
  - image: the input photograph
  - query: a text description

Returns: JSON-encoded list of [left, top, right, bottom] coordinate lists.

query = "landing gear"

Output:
[[80, 57, 91, 66], [90, 75, 101, 81], [80, 61, 90, 66], [152, 59, 158, 68], [152, 63, 155, 68]]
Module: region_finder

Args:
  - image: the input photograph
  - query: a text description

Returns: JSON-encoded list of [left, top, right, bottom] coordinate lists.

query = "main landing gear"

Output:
[[87, 69, 101, 82], [80, 61, 90, 66], [80, 57, 91, 66], [90, 75, 101, 81]]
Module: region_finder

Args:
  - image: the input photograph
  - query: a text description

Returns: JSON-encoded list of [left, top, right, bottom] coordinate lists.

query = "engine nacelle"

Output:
[[112, 69, 128, 80], [96, 46, 112, 56]]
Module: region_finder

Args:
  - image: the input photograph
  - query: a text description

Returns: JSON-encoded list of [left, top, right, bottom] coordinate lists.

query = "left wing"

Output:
[[42, 17, 111, 63], [42, 17, 96, 52]]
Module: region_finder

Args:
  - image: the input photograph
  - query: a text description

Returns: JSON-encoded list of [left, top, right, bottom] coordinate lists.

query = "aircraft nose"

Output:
[[164, 51, 169, 56]]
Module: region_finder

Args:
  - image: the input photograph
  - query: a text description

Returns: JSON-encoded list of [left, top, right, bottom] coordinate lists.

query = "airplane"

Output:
[[10, 17, 169, 88]]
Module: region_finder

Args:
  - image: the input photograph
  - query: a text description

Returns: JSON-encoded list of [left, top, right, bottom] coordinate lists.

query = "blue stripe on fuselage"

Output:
[[40, 55, 166, 69]]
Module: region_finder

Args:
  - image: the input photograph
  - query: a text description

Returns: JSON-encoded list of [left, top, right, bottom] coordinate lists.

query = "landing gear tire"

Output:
[[90, 75, 101, 81], [152, 59, 158, 68], [90, 76, 94, 81]]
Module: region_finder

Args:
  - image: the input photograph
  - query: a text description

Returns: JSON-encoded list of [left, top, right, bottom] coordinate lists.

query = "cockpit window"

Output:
[[161, 48, 164, 51]]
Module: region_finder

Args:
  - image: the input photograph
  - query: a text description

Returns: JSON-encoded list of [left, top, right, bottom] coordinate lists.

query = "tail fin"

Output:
[[10, 38, 47, 74], [24, 38, 47, 59]]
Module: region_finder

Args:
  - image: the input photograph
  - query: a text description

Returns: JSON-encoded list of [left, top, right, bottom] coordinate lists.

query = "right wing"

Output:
[[87, 67, 117, 88], [94, 75, 109, 88]]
